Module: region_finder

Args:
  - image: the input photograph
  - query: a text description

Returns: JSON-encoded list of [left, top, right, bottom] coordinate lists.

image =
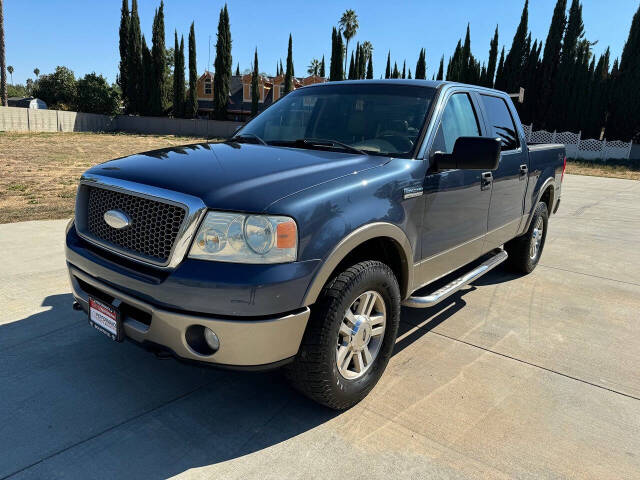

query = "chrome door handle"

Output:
[[481, 172, 493, 191]]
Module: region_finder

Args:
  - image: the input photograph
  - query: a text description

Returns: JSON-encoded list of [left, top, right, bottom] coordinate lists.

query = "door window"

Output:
[[430, 93, 480, 155], [480, 95, 520, 151]]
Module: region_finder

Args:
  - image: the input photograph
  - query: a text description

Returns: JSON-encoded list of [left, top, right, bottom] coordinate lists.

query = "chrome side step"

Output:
[[403, 249, 508, 309]]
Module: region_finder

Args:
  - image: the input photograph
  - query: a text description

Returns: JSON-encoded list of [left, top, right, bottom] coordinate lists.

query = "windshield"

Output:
[[239, 83, 436, 157]]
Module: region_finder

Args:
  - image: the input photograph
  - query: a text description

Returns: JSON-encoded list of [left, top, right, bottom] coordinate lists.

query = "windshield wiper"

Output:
[[297, 138, 368, 155], [229, 133, 268, 146]]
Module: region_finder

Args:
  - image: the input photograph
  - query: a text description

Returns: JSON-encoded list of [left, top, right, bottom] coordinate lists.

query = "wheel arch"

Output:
[[303, 223, 414, 305], [523, 177, 555, 232]]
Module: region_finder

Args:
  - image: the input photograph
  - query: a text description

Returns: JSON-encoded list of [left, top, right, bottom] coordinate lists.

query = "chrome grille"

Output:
[[84, 185, 187, 264]]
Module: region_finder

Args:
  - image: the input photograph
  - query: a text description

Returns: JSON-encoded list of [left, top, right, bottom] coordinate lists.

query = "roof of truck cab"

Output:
[[300, 79, 446, 89]]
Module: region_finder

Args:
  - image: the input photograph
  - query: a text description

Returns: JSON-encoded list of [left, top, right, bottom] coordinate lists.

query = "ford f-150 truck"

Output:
[[66, 80, 565, 409]]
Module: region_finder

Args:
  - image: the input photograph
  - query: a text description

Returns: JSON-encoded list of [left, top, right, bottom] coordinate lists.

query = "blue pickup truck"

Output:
[[66, 80, 565, 409]]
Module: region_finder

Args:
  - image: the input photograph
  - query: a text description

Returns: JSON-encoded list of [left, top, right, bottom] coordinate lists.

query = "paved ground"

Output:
[[1, 174, 639, 480]]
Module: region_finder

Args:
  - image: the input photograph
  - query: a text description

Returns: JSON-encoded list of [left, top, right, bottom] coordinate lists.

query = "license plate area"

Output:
[[89, 296, 123, 342]]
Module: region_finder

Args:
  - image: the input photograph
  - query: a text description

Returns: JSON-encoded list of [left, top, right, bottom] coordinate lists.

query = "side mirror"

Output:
[[433, 137, 501, 171]]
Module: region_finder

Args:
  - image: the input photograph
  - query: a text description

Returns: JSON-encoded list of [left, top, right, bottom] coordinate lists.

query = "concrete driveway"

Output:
[[1, 174, 639, 479]]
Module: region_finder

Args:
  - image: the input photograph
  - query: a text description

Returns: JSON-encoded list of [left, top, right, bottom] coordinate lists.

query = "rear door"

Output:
[[416, 90, 492, 287], [477, 93, 528, 248]]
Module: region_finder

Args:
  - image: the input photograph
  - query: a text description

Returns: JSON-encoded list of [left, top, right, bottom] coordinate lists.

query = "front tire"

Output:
[[505, 201, 549, 273], [286, 260, 400, 410]]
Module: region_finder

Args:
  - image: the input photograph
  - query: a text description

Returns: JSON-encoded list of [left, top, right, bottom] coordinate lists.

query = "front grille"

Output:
[[84, 186, 187, 264]]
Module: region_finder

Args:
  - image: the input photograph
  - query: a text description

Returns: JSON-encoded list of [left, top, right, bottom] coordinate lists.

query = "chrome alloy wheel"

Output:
[[530, 216, 544, 260], [336, 290, 386, 380]]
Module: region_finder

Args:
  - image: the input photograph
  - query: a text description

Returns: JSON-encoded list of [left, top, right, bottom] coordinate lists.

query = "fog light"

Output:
[[204, 327, 220, 351]]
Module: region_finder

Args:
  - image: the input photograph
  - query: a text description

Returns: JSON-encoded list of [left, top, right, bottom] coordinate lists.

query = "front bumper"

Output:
[[69, 265, 310, 367]]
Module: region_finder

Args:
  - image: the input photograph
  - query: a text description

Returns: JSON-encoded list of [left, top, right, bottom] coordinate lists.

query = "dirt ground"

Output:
[[1, 132, 638, 223], [0, 132, 210, 224]]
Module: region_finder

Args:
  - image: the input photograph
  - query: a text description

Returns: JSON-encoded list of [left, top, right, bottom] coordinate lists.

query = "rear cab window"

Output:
[[479, 95, 520, 151]]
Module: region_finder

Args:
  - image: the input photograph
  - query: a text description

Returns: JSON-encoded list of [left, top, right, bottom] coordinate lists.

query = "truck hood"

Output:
[[85, 142, 388, 212]]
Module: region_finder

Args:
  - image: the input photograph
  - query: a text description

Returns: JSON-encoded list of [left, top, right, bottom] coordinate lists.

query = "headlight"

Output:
[[189, 211, 297, 263]]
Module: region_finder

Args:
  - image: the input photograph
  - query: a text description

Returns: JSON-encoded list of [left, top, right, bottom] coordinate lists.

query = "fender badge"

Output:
[[403, 186, 423, 199]]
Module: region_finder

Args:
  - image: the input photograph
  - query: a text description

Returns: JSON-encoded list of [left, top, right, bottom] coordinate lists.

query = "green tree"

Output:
[[117, 0, 129, 111], [319, 55, 325, 77], [251, 48, 259, 116], [329, 27, 343, 81], [415, 48, 426, 80], [308, 58, 320, 76], [173, 31, 185, 117], [338, 9, 359, 76], [150, 1, 168, 115], [392, 62, 399, 79], [537, 0, 566, 127], [141, 35, 153, 115], [408, 68, 412, 79], [436, 55, 444, 80], [33, 67, 39, 77], [284, 33, 294, 94], [401, 60, 406, 79], [0, 0, 6, 106], [385, 51, 391, 79], [366, 55, 373, 79], [186, 22, 198, 118], [353, 42, 360, 79], [126, 0, 143, 113], [502, 0, 529, 92], [608, 3, 640, 140], [7, 64, 12, 83], [486, 25, 499, 87], [494, 47, 506, 90], [33, 66, 77, 110], [235, 62, 240, 76], [213, 4, 232, 119], [348, 52, 355, 79], [76, 72, 120, 115]]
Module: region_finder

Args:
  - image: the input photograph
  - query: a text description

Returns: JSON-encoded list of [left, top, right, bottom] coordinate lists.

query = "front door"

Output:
[[416, 91, 492, 288], [478, 93, 529, 248]]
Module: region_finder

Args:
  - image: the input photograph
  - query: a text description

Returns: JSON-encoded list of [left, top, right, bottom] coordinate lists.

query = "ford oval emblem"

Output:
[[103, 209, 131, 229]]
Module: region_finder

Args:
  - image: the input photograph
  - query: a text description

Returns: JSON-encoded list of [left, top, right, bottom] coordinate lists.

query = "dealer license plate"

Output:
[[88, 297, 123, 342]]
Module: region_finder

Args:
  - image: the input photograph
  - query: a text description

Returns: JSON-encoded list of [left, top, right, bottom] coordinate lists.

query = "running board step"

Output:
[[403, 249, 508, 309]]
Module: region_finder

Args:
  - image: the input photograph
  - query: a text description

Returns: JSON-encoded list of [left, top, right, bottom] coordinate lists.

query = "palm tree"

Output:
[[338, 9, 359, 75], [307, 58, 320, 76], [33, 67, 39, 77], [7, 64, 12, 83], [361, 41, 373, 63]]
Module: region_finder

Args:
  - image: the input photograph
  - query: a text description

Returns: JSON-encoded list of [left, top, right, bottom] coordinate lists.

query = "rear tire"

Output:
[[286, 260, 400, 410], [505, 201, 549, 274]]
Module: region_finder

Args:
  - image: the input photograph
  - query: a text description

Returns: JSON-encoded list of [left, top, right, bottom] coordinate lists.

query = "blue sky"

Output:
[[4, 0, 638, 85]]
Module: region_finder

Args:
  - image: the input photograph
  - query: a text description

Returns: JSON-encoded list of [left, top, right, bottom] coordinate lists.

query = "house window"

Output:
[[204, 79, 212, 95]]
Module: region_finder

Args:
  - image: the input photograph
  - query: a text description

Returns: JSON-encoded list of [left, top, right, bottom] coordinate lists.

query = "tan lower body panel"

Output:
[[69, 266, 309, 366]]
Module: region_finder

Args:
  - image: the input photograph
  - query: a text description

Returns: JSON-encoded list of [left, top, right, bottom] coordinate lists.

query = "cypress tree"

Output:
[[251, 48, 259, 116], [494, 47, 506, 90], [118, 0, 130, 112], [408, 69, 412, 79], [329, 27, 343, 81], [141, 35, 153, 116], [319, 55, 325, 77], [186, 22, 198, 118], [608, 3, 640, 140], [280, 59, 284, 76], [348, 52, 355, 79], [0, 0, 6, 106], [537, 0, 567, 128], [385, 51, 391, 79], [127, 0, 143, 114], [151, 1, 168, 115], [284, 33, 294, 94], [353, 42, 360, 79], [436, 56, 444, 80], [366, 55, 373, 79], [392, 62, 399, 79], [415, 48, 426, 80], [173, 33, 185, 117], [402, 60, 406, 79], [235, 63, 240, 76], [486, 25, 499, 87], [502, 0, 528, 91], [461, 24, 472, 83], [213, 4, 232, 119]]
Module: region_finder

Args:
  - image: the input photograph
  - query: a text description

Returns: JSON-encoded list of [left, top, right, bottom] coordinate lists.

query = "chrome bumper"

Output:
[[68, 266, 310, 367]]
